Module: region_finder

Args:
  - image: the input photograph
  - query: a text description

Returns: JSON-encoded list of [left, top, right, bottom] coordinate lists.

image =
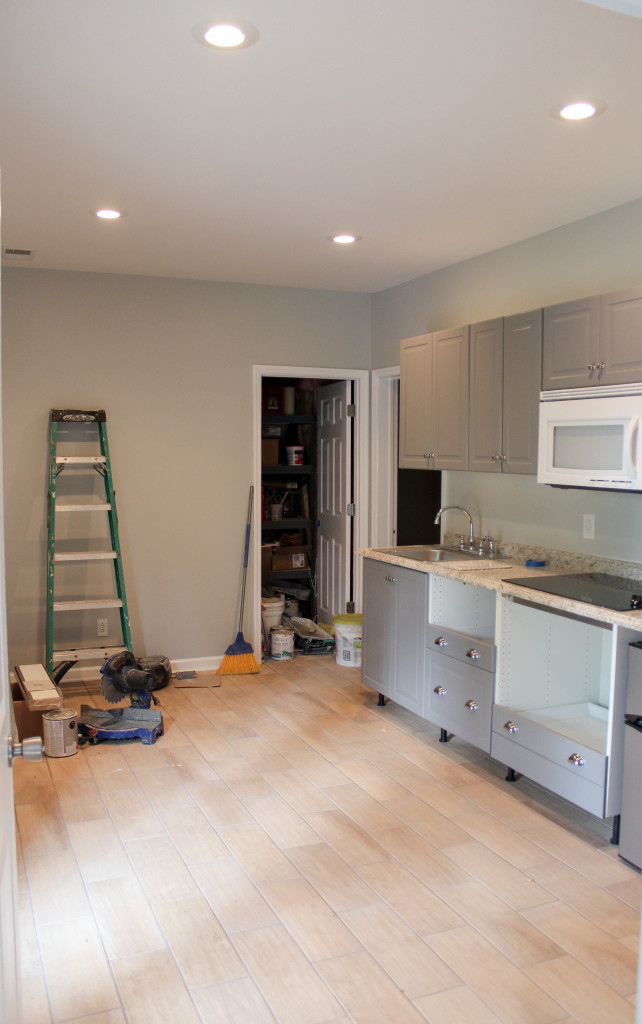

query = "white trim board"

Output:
[[253, 364, 370, 658], [371, 366, 399, 549]]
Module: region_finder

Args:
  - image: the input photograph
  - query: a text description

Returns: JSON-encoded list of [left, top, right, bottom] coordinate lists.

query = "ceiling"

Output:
[[1, 0, 642, 294]]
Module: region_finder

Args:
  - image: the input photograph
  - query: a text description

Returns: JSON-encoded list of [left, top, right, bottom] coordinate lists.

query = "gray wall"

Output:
[[372, 197, 642, 564], [2, 269, 372, 666]]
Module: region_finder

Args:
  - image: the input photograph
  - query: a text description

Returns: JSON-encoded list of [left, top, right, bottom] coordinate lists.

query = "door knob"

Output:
[[8, 734, 43, 767]]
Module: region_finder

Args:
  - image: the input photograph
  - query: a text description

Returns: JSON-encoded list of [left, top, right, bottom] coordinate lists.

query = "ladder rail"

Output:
[[99, 420, 132, 651]]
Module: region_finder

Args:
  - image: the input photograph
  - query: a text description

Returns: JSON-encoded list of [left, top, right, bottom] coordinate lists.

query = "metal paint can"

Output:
[[271, 627, 294, 660], [43, 708, 78, 757]]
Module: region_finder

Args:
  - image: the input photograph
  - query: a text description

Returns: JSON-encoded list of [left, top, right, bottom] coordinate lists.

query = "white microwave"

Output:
[[538, 384, 642, 491]]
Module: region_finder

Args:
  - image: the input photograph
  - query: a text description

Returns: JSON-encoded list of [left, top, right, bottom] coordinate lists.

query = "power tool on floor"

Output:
[[77, 650, 170, 745]]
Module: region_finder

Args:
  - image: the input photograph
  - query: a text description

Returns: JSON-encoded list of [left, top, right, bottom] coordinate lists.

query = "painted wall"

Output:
[[371, 197, 642, 563], [1, 269, 372, 666]]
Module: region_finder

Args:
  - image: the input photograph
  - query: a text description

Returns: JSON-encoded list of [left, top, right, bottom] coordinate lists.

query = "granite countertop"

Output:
[[360, 539, 642, 630]]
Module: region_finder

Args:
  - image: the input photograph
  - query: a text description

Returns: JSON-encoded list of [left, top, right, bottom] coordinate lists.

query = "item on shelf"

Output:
[[283, 387, 295, 415], [261, 439, 279, 465], [286, 445, 304, 465], [277, 531, 304, 546], [263, 385, 284, 415], [272, 545, 309, 571]]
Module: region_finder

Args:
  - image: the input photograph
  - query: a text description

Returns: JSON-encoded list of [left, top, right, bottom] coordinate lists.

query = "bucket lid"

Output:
[[333, 613, 362, 626]]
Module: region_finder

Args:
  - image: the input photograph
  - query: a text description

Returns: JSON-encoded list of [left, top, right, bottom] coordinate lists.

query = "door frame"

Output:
[[371, 366, 399, 548], [253, 365, 370, 656]]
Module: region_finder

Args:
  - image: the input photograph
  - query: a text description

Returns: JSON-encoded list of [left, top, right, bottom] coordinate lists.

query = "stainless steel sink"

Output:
[[375, 544, 483, 562]]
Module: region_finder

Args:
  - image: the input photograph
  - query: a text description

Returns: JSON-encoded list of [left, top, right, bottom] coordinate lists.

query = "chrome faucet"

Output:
[[434, 505, 475, 549]]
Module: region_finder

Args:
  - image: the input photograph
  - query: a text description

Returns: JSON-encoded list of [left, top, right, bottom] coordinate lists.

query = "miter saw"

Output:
[[77, 650, 170, 745]]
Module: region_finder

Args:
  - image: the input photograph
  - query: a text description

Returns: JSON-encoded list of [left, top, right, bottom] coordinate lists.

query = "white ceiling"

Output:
[[1, 0, 642, 293]]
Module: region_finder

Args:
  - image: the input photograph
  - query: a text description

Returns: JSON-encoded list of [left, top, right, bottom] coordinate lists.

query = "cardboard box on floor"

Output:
[[11, 682, 44, 740]]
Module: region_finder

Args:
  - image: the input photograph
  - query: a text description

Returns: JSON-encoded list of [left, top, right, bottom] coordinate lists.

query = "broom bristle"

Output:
[[217, 651, 260, 675]]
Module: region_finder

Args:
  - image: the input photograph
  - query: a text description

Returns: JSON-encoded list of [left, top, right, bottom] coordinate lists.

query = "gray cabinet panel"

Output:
[[542, 296, 600, 389], [426, 624, 495, 673], [468, 318, 503, 472], [600, 287, 642, 385], [503, 309, 542, 475], [362, 558, 427, 716], [399, 335, 431, 469], [431, 325, 469, 471], [425, 654, 493, 752]]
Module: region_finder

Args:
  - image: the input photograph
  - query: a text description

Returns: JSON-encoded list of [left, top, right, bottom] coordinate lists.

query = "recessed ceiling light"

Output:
[[93, 208, 124, 220], [330, 234, 360, 245], [552, 99, 607, 121], [192, 19, 259, 50]]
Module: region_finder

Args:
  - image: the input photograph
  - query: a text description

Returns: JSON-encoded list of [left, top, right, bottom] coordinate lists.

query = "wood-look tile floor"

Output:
[[14, 657, 641, 1024]]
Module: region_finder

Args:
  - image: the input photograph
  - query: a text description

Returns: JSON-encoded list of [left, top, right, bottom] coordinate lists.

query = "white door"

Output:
[[316, 381, 352, 622], [0, 410, 20, 1021]]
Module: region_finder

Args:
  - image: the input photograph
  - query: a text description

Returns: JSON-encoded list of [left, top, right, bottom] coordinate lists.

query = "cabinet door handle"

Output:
[[597, 362, 605, 370], [466, 648, 480, 660], [434, 636, 447, 646], [504, 720, 518, 734], [588, 363, 597, 371], [464, 699, 478, 711], [385, 575, 397, 583], [568, 753, 585, 767], [433, 685, 446, 696]]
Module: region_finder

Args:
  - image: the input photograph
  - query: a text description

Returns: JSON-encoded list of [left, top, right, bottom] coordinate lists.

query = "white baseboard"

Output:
[[10, 654, 224, 685]]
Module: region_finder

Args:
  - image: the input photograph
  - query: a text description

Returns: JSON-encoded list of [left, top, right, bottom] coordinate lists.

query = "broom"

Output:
[[217, 485, 260, 675]]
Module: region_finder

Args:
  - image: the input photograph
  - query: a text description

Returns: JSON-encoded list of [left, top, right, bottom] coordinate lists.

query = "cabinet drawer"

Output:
[[490, 732, 605, 818], [426, 625, 495, 673], [425, 654, 493, 753], [491, 706, 607, 788]]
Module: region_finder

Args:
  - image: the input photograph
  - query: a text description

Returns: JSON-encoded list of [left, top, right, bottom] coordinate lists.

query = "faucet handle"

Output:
[[456, 534, 466, 550], [483, 536, 495, 557]]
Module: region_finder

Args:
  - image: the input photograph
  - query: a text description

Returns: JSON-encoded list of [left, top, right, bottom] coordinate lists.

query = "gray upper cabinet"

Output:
[[399, 326, 469, 471], [543, 286, 642, 389], [469, 310, 542, 474]]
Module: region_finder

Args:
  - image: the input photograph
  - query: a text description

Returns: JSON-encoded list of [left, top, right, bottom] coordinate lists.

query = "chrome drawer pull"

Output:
[[433, 685, 446, 696], [464, 699, 478, 711], [466, 648, 480, 660], [504, 721, 518, 734], [434, 636, 447, 646], [385, 575, 397, 583], [588, 363, 598, 371], [568, 753, 585, 767]]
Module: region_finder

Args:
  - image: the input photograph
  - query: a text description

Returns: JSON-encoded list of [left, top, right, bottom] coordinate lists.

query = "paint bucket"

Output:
[[333, 613, 362, 667], [261, 595, 285, 637], [283, 597, 299, 618], [271, 626, 294, 660], [286, 445, 304, 466], [43, 708, 78, 757]]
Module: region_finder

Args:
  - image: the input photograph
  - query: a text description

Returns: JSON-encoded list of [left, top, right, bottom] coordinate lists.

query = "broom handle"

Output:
[[237, 486, 253, 632]]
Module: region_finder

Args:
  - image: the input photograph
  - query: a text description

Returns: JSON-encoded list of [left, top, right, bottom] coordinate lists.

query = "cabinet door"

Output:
[[431, 325, 469, 470], [542, 296, 599, 389], [600, 287, 642, 385], [362, 558, 396, 696], [468, 318, 503, 472], [399, 335, 431, 470], [392, 565, 427, 715], [502, 309, 542, 475]]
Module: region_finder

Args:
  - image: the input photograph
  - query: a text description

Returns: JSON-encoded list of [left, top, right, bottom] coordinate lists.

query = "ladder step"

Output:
[[56, 503, 112, 512], [53, 598, 123, 611], [52, 646, 125, 662], [54, 551, 117, 562], [55, 456, 106, 465]]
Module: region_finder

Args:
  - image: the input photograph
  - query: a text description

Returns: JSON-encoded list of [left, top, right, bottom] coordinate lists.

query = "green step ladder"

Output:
[[46, 409, 132, 680]]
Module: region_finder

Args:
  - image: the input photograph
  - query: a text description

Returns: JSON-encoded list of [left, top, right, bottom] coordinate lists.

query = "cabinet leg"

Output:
[[377, 693, 386, 707], [439, 728, 450, 743], [505, 767, 517, 783], [611, 814, 621, 846]]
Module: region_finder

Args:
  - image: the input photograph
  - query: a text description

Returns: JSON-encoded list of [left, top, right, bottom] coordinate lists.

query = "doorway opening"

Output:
[[253, 365, 369, 660]]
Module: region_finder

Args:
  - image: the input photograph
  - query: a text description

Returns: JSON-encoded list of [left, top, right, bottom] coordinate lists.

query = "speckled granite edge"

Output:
[[443, 531, 642, 580]]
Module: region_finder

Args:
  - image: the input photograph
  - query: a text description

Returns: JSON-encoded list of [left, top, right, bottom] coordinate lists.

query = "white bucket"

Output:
[[271, 626, 294, 660], [261, 595, 285, 636], [283, 597, 299, 618], [333, 616, 362, 667], [43, 708, 78, 757]]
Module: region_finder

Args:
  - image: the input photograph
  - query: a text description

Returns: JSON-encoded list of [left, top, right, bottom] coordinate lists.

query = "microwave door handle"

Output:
[[624, 416, 639, 479]]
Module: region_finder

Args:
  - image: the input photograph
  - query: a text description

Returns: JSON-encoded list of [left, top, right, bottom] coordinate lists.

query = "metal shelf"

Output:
[[262, 518, 313, 532]]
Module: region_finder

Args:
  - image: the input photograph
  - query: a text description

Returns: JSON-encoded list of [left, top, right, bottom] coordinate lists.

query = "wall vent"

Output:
[[2, 247, 35, 260]]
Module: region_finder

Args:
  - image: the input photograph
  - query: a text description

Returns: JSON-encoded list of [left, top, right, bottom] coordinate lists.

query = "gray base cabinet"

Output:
[[362, 558, 427, 715], [425, 625, 495, 752]]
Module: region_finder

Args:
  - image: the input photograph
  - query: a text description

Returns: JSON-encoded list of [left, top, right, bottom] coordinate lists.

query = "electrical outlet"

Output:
[[97, 618, 108, 637], [582, 514, 595, 540]]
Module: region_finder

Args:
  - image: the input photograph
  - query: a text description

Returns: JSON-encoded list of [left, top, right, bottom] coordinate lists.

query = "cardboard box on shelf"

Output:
[[261, 439, 280, 465], [272, 545, 309, 571]]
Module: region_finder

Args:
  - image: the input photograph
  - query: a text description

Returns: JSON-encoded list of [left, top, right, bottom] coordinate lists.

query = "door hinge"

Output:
[[347, 404, 356, 417], [347, 503, 356, 516]]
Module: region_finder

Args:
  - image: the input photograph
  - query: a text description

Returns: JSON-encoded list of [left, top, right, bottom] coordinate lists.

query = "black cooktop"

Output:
[[504, 571, 642, 612]]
